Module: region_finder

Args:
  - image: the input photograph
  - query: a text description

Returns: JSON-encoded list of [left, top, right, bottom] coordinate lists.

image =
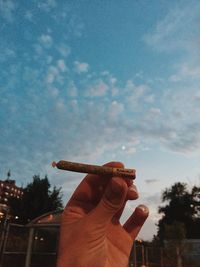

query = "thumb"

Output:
[[88, 177, 128, 227]]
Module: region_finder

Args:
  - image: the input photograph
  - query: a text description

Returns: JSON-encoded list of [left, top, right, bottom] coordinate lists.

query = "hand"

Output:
[[57, 162, 149, 267]]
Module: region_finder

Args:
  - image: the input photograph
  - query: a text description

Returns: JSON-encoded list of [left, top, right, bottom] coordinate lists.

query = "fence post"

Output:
[[25, 227, 34, 267], [141, 244, 145, 266], [161, 248, 164, 267], [145, 247, 149, 267], [1, 223, 10, 264], [133, 242, 137, 267]]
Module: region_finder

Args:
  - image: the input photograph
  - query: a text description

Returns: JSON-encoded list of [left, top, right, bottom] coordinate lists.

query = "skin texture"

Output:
[[57, 162, 149, 267]]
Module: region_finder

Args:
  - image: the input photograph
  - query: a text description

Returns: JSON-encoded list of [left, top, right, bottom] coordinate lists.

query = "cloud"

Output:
[[0, 47, 15, 62], [149, 108, 161, 116], [124, 80, 151, 111], [55, 99, 66, 112], [48, 87, 59, 97], [74, 61, 89, 74], [24, 10, 33, 22], [45, 59, 68, 85], [141, 2, 200, 155], [108, 101, 124, 119], [39, 34, 53, 48], [145, 179, 159, 184], [148, 43, 199, 157], [46, 65, 59, 84], [38, 0, 56, 12], [121, 145, 137, 155], [144, 2, 200, 53], [144, 94, 155, 104], [86, 79, 109, 97], [2, 0, 200, 200], [125, 80, 147, 96], [57, 59, 68, 72], [0, 0, 16, 22], [68, 15, 84, 37], [57, 44, 71, 58], [67, 81, 78, 97], [169, 62, 200, 82], [163, 123, 200, 153]]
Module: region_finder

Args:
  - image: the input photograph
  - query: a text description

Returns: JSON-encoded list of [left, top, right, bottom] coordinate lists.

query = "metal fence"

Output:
[[0, 223, 59, 267], [0, 223, 200, 267], [129, 243, 200, 267]]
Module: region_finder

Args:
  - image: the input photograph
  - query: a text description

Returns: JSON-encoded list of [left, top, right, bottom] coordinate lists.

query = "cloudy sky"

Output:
[[1, 0, 200, 240]]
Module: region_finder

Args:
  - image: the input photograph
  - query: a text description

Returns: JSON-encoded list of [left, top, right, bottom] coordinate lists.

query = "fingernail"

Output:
[[128, 185, 138, 194], [137, 205, 149, 214]]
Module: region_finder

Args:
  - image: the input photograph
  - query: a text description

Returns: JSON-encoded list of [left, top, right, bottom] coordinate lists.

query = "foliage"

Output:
[[157, 182, 200, 242], [8, 175, 63, 224], [164, 221, 186, 241]]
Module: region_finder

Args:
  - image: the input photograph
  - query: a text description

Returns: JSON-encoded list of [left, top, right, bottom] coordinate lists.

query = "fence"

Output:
[[0, 223, 59, 267], [0, 223, 200, 267], [129, 242, 200, 267]]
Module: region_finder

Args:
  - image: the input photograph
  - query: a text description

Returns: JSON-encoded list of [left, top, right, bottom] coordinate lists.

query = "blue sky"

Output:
[[1, 0, 200, 240]]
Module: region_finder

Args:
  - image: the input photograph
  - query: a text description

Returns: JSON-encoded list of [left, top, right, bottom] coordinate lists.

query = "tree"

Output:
[[164, 222, 186, 267], [9, 175, 63, 224], [157, 182, 200, 242]]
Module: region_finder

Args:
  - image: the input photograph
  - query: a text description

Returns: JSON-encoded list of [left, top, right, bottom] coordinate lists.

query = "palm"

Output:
[[105, 224, 133, 267], [57, 162, 148, 267], [61, 211, 133, 267]]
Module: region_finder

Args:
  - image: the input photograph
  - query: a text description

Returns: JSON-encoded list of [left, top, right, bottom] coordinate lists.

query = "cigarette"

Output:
[[52, 160, 136, 179]]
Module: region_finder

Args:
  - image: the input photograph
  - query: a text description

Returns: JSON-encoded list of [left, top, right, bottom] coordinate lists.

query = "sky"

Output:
[[0, 0, 200, 240]]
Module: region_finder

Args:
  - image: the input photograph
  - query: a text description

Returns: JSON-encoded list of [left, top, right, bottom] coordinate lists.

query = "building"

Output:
[[0, 179, 23, 220], [0, 179, 23, 205]]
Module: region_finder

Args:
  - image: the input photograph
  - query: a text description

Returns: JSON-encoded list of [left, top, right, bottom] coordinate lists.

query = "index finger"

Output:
[[66, 161, 124, 214]]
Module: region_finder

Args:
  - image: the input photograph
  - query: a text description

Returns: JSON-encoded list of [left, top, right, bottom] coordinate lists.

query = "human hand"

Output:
[[57, 162, 149, 267]]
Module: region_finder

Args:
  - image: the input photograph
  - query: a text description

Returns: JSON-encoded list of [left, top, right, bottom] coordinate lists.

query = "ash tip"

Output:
[[52, 161, 57, 168]]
